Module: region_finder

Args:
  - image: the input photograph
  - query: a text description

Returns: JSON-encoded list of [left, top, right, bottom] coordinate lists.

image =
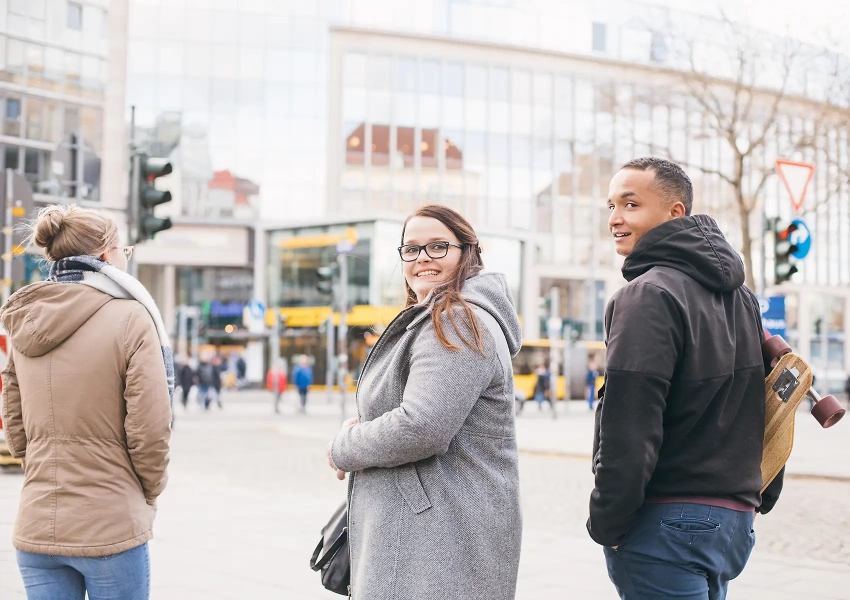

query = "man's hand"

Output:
[[611, 546, 619, 551], [326, 418, 359, 481]]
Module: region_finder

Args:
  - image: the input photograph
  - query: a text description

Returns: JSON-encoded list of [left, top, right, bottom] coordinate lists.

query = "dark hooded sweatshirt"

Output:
[[587, 214, 784, 547]]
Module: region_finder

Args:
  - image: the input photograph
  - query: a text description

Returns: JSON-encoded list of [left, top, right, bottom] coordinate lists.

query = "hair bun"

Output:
[[33, 205, 68, 252]]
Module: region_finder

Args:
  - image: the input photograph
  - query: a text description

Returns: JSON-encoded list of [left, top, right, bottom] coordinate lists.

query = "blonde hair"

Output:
[[29, 204, 120, 262]]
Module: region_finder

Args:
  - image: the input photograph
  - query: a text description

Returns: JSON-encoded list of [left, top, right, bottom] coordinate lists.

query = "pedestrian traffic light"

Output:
[[317, 263, 336, 296], [133, 154, 173, 243], [774, 222, 799, 284]]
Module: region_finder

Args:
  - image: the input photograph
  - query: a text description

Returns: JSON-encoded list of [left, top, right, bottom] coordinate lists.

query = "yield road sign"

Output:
[[775, 159, 814, 213]]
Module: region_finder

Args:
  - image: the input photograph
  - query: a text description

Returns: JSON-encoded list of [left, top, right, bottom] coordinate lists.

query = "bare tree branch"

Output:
[[742, 38, 798, 157]]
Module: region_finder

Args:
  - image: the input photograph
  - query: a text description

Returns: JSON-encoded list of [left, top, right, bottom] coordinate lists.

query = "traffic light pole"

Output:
[[2, 169, 13, 304], [325, 314, 335, 404], [547, 287, 560, 404], [337, 253, 349, 423], [128, 153, 141, 279]]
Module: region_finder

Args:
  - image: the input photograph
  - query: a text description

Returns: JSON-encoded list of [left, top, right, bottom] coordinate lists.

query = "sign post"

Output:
[[336, 240, 354, 422], [758, 296, 787, 339]]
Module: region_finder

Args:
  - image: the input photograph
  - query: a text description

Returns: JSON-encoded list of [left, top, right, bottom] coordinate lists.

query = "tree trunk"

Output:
[[731, 154, 757, 292], [737, 187, 757, 292]]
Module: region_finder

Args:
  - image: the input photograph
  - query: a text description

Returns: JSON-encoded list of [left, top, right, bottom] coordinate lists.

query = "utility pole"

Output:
[[269, 308, 281, 398], [325, 313, 335, 404], [2, 169, 14, 304], [337, 251, 350, 422], [128, 106, 138, 278], [546, 287, 561, 405]]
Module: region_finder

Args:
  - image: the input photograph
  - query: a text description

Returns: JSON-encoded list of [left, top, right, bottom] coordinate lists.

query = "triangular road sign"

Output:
[[775, 159, 814, 213]]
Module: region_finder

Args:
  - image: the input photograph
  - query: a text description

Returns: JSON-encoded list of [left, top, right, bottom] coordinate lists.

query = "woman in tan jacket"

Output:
[[0, 205, 172, 600]]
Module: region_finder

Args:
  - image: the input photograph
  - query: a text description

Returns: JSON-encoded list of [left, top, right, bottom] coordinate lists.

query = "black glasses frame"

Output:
[[397, 241, 464, 262]]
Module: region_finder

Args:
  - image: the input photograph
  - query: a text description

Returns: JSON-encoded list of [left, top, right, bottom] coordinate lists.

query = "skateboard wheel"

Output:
[[762, 335, 792, 366], [811, 395, 846, 428]]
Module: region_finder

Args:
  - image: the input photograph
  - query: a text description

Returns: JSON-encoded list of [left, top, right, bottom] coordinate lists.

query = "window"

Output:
[[8, 0, 28, 16], [466, 64, 487, 99], [4, 146, 20, 171], [592, 22, 606, 53], [490, 68, 508, 102], [4, 97, 22, 136], [6, 98, 21, 120], [650, 33, 668, 63], [396, 57, 417, 92], [67, 2, 83, 30], [421, 60, 440, 94], [445, 63, 464, 97]]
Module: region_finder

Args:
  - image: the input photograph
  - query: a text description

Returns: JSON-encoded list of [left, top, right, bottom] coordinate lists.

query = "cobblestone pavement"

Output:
[[0, 391, 848, 599], [521, 451, 850, 568]]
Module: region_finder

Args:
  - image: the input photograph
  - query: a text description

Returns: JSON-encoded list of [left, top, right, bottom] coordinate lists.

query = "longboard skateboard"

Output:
[[761, 335, 845, 492]]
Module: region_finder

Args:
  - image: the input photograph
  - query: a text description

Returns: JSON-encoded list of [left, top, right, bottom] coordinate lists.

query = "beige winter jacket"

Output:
[[0, 282, 171, 557]]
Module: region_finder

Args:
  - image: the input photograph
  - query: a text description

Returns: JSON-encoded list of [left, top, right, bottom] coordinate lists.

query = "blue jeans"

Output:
[[603, 503, 755, 600], [17, 543, 150, 600], [198, 385, 220, 409]]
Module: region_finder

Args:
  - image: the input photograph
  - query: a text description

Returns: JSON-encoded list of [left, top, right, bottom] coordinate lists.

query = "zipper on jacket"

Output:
[[345, 304, 417, 596]]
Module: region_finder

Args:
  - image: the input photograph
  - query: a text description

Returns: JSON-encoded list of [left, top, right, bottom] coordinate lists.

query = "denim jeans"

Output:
[[603, 503, 755, 600], [198, 385, 220, 409], [17, 543, 150, 600]]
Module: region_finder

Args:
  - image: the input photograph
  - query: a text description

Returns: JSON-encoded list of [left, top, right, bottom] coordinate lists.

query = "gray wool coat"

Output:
[[331, 273, 523, 600]]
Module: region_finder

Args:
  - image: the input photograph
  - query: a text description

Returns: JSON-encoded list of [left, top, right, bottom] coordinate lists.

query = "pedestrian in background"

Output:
[[531, 363, 556, 418], [327, 205, 523, 600], [1, 205, 171, 600], [293, 355, 313, 414], [267, 360, 288, 414], [212, 355, 224, 408], [586, 361, 599, 411], [236, 353, 247, 388], [178, 356, 196, 410], [197, 354, 218, 409]]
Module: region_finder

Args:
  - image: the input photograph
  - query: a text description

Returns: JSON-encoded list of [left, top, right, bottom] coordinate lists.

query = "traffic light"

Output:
[[133, 154, 173, 243], [774, 222, 799, 284], [317, 263, 337, 296]]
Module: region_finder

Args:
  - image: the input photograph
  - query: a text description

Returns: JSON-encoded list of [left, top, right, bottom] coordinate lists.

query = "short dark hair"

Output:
[[620, 157, 693, 216]]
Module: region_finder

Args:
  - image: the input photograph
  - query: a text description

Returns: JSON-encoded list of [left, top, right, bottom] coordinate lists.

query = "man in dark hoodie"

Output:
[[589, 157, 783, 599]]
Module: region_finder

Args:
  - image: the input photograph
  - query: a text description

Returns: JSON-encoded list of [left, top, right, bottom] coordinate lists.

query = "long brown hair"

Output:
[[401, 205, 485, 354]]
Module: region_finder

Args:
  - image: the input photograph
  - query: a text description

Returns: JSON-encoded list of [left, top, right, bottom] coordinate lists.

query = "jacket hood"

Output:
[[460, 272, 523, 357], [1, 282, 114, 357], [622, 214, 746, 293]]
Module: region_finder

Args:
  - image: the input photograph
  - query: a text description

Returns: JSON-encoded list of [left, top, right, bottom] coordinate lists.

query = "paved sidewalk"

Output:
[[0, 390, 848, 599], [274, 390, 850, 481]]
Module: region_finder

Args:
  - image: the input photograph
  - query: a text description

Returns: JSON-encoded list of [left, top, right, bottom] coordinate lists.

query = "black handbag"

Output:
[[309, 500, 350, 596]]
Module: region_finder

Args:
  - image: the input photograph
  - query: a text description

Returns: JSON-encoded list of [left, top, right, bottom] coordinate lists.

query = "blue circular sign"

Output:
[[789, 218, 811, 259]]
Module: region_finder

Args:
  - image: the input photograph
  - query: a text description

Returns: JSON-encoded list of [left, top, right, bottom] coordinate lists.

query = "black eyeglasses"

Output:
[[398, 241, 464, 262]]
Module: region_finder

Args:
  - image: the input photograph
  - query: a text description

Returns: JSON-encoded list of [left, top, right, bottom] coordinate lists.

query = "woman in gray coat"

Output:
[[327, 205, 523, 600]]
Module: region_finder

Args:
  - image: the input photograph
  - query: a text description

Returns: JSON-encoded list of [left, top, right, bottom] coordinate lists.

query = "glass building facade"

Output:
[[127, 0, 850, 386], [267, 219, 522, 311], [0, 0, 109, 201], [266, 219, 522, 384], [127, 0, 773, 223]]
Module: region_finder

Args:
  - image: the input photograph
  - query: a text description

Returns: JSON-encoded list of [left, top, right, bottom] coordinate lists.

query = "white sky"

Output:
[[654, 0, 850, 50]]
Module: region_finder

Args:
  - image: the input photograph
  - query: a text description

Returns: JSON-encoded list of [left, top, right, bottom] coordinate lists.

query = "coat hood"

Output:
[[622, 214, 746, 293], [460, 272, 523, 357], [1, 282, 114, 357]]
